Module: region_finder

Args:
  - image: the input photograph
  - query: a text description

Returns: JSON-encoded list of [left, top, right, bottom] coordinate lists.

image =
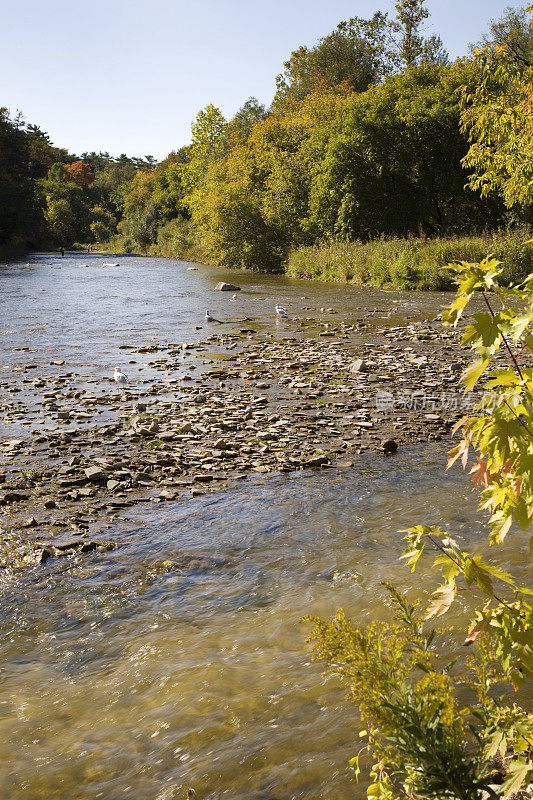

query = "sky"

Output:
[[0, 0, 519, 159]]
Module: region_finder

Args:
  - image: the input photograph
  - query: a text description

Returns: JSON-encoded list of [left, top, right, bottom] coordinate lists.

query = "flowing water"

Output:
[[0, 253, 528, 800]]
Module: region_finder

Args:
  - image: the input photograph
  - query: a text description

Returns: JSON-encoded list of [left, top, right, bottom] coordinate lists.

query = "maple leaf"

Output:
[[470, 457, 490, 488], [464, 616, 490, 645]]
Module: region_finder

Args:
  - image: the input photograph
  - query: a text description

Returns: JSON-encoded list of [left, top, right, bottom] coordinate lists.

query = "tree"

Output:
[[189, 85, 348, 270], [42, 162, 92, 244], [184, 104, 228, 194], [89, 204, 116, 242], [65, 160, 95, 187], [307, 64, 502, 242], [117, 199, 158, 252], [474, 5, 533, 68], [0, 108, 65, 249], [272, 12, 390, 111], [461, 24, 533, 207], [390, 0, 448, 68], [45, 198, 77, 244], [226, 97, 267, 143]]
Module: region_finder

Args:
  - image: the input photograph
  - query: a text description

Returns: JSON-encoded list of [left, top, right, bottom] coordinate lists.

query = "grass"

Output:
[[286, 228, 533, 290]]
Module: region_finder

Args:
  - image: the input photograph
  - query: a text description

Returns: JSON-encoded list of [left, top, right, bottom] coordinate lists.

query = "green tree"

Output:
[[45, 198, 77, 244], [185, 103, 228, 191], [42, 162, 92, 244], [272, 12, 390, 111], [390, 0, 448, 67], [461, 18, 533, 207], [89, 204, 117, 242], [475, 5, 533, 67], [307, 64, 502, 242], [0, 109, 65, 249], [226, 97, 267, 143]]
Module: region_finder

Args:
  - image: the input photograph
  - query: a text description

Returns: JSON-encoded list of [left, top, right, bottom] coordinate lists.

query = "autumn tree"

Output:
[[65, 159, 95, 187]]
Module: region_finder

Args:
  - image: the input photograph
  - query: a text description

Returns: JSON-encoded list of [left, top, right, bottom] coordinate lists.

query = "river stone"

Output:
[[349, 359, 367, 374], [306, 455, 329, 467], [1, 489, 29, 504], [215, 282, 241, 291], [381, 438, 398, 454], [84, 466, 106, 482]]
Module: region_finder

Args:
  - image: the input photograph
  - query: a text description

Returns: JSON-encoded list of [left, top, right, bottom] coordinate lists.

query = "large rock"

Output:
[[84, 466, 105, 482], [349, 359, 367, 374], [381, 438, 398, 454], [215, 282, 241, 292]]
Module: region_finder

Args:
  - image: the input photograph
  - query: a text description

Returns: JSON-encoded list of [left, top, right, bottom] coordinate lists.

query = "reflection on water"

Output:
[[0, 255, 528, 799]]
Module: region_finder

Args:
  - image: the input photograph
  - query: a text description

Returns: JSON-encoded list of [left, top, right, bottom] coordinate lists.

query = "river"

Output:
[[0, 253, 527, 800]]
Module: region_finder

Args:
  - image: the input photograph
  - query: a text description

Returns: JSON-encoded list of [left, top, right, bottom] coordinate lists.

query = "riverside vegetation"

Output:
[[2, 2, 533, 289], [306, 12, 533, 800]]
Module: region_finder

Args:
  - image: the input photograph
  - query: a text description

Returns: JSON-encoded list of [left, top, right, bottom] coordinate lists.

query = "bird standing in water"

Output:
[[113, 366, 129, 386], [205, 310, 223, 323], [275, 304, 288, 318]]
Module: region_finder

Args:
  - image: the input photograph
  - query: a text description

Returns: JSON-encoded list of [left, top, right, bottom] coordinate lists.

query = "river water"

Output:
[[0, 253, 528, 800]]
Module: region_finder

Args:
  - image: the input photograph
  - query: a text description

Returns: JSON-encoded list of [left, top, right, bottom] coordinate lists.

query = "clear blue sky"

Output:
[[0, 0, 519, 159]]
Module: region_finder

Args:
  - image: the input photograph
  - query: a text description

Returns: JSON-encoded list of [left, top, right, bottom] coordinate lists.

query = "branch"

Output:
[[481, 291, 524, 380]]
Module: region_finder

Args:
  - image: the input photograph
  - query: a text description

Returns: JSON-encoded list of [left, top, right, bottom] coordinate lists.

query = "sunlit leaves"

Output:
[[460, 42, 533, 207]]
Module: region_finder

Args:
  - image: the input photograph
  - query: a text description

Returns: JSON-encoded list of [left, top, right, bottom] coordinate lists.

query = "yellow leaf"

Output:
[[424, 583, 456, 619]]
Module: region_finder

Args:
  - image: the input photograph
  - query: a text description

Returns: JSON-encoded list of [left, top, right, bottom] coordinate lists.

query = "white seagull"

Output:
[[275, 304, 288, 318], [205, 310, 223, 323], [113, 366, 129, 386]]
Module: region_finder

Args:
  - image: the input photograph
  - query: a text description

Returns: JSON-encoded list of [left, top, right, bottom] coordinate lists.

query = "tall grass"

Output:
[[104, 218, 207, 263], [286, 228, 533, 290]]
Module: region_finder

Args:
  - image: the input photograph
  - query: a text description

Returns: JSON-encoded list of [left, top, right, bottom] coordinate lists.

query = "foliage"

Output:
[[89, 204, 117, 242], [390, 0, 448, 68], [307, 587, 533, 800], [474, 6, 533, 67], [65, 160, 94, 187], [461, 27, 533, 207], [0, 108, 68, 250], [272, 0, 448, 112], [308, 255, 533, 798], [287, 229, 533, 289], [272, 12, 390, 111], [306, 63, 502, 243], [149, 216, 202, 262]]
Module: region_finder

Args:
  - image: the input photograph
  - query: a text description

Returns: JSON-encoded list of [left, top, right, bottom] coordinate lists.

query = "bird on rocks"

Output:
[[275, 304, 288, 318], [113, 366, 129, 386]]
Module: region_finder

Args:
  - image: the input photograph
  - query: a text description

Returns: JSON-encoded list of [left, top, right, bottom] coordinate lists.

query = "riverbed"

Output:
[[0, 252, 526, 800]]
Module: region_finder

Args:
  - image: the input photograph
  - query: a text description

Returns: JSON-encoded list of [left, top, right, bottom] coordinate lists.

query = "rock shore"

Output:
[[0, 310, 473, 571]]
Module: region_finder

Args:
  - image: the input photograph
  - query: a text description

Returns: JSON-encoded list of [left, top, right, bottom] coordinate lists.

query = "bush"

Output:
[[287, 229, 533, 290]]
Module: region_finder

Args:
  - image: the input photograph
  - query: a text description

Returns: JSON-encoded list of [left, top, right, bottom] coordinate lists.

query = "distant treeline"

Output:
[[2, 1, 532, 270]]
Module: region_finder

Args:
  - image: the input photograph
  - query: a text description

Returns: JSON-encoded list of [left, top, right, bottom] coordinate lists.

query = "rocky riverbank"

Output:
[[1, 310, 471, 572]]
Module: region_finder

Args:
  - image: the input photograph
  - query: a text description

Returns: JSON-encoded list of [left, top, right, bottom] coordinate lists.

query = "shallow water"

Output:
[[0, 253, 527, 800]]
